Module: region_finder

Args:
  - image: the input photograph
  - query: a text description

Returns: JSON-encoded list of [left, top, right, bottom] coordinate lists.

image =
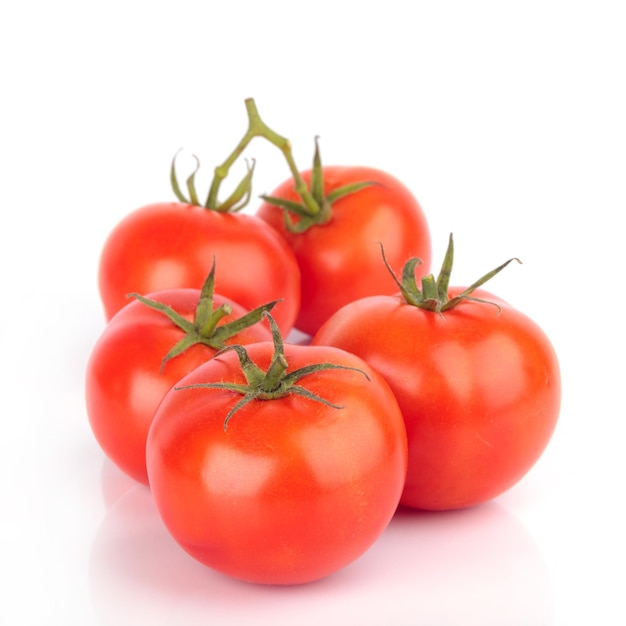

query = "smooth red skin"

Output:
[[312, 288, 561, 511], [146, 344, 408, 585], [85, 288, 272, 485], [98, 202, 301, 335], [256, 167, 431, 336]]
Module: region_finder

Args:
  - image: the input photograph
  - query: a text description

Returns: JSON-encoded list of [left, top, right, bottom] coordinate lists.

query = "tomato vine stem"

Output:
[[202, 98, 319, 215], [171, 98, 371, 224]]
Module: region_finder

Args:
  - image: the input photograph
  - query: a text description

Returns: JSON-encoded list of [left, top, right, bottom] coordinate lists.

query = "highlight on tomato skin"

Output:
[[145, 327, 409, 585], [311, 236, 561, 511]]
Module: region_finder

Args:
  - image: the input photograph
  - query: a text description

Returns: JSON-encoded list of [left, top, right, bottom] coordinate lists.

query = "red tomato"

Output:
[[98, 202, 301, 335], [312, 286, 561, 511], [146, 340, 408, 584], [85, 287, 273, 485], [256, 166, 431, 335]]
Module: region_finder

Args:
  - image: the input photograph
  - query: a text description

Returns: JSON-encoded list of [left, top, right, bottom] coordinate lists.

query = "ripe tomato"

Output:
[[256, 165, 431, 335], [146, 321, 408, 584], [85, 282, 274, 485], [312, 238, 561, 510], [98, 202, 301, 335]]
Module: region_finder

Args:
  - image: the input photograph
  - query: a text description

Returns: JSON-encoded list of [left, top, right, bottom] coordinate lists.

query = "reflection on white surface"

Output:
[[89, 464, 553, 626], [99, 457, 139, 509]]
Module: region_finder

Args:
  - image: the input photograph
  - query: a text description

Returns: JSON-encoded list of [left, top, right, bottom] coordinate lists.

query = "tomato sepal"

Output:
[[382, 233, 522, 314], [176, 313, 369, 429], [170, 149, 255, 213], [128, 259, 279, 370], [260, 137, 376, 234]]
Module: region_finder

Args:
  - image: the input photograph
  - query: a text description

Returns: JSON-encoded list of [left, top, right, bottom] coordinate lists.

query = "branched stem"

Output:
[[203, 98, 319, 215]]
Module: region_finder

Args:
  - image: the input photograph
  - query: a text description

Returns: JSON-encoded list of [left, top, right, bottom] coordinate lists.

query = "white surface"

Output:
[[2, 1, 625, 624]]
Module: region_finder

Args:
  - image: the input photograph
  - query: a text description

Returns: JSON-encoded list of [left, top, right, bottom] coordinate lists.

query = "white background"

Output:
[[2, 1, 624, 624]]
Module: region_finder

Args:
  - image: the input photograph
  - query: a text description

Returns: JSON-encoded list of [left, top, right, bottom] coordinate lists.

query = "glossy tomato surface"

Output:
[[256, 167, 431, 335], [98, 202, 301, 334], [312, 288, 561, 511], [146, 343, 408, 584], [85, 288, 272, 485]]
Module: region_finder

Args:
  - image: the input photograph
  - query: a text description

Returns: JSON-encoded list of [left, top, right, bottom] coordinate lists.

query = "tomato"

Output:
[[312, 237, 561, 510], [145, 317, 408, 584], [85, 277, 274, 485], [256, 165, 431, 335], [98, 202, 301, 335]]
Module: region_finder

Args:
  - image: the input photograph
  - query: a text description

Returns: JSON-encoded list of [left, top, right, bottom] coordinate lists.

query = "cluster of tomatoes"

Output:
[[85, 99, 561, 586]]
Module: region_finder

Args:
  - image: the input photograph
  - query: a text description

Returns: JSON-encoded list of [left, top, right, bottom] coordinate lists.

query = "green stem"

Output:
[[197, 304, 232, 337], [205, 99, 320, 216], [262, 354, 289, 392]]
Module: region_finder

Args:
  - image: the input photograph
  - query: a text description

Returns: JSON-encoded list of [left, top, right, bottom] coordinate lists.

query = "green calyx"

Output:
[[170, 98, 372, 228], [171, 151, 256, 213], [382, 233, 522, 314], [260, 137, 375, 233], [176, 312, 370, 430], [128, 259, 279, 372]]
